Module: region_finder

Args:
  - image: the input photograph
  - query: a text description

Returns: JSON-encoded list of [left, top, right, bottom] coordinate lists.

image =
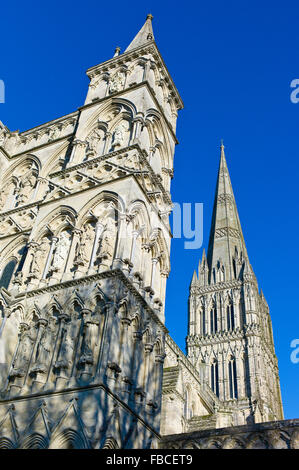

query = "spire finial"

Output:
[[125, 14, 155, 52]]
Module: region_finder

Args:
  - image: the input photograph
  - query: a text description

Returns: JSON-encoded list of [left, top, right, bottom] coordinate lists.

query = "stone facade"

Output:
[[0, 15, 296, 449], [0, 15, 183, 449]]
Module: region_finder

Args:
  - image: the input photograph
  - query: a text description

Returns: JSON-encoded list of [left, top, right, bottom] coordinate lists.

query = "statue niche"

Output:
[[29, 237, 51, 279], [96, 215, 117, 270], [16, 166, 38, 207], [86, 127, 106, 158], [49, 231, 71, 278], [9, 322, 37, 381], [74, 223, 95, 270], [54, 323, 74, 380], [30, 320, 56, 381], [78, 311, 101, 379], [111, 121, 130, 150]]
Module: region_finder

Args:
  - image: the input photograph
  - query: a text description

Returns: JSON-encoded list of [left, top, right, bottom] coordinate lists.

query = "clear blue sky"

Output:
[[1, 1, 298, 419]]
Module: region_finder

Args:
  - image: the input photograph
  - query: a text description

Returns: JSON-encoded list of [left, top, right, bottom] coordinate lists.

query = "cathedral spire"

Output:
[[124, 14, 155, 52], [207, 142, 249, 281]]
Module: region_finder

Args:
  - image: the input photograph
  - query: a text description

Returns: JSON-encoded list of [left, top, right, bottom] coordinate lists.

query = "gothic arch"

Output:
[[42, 140, 70, 177], [79, 97, 137, 143], [127, 199, 150, 234], [0, 437, 15, 449], [20, 432, 49, 449], [77, 190, 125, 226], [144, 109, 171, 168], [246, 433, 269, 449], [149, 228, 170, 273], [206, 439, 222, 449], [222, 437, 245, 449], [49, 428, 89, 449], [102, 437, 119, 449], [2, 154, 41, 181], [34, 205, 77, 239]]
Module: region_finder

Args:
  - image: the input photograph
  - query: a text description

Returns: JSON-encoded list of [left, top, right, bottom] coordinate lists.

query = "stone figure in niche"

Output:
[[10, 324, 36, 378], [51, 232, 70, 273], [112, 123, 127, 148], [109, 71, 125, 94], [55, 325, 74, 372], [17, 170, 38, 206], [74, 224, 94, 267], [78, 316, 100, 367], [98, 217, 116, 262], [86, 128, 104, 155], [29, 238, 50, 277], [31, 327, 52, 375]]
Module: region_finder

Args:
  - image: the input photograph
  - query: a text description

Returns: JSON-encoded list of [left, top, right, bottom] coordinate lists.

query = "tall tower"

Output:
[[187, 144, 283, 426], [0, 15, 183, 448]]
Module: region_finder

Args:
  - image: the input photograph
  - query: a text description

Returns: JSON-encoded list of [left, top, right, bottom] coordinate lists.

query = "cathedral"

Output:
[[0, 15, 297, 449]]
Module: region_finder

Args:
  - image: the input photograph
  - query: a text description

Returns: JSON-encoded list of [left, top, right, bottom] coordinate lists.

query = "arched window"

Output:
[[227, 303, 235, 331], [0, 259, 17, 289], [228, 357, 238, 399], [211, 361, 219, 397], [210, 306, 217, 334]]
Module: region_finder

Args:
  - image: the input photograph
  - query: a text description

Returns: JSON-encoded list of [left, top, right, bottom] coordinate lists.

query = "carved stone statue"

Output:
[[17, 170, 37, 206], [86, 128, 104, 154], [10, 324, 35, 378], [51, 232, 70, 273], [109, 71, 125, 94], [98, 217, 116, 261], [55, 325, 74, 371], [31, 328, 52, 374], [112, 123, 126, 148], [29, 238, 50, 277], [74, 224, 94, 266], [78, 317, 99, 367]]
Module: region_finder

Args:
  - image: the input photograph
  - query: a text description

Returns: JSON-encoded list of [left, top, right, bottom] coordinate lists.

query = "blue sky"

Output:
[[1, 1, 298, 419]]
